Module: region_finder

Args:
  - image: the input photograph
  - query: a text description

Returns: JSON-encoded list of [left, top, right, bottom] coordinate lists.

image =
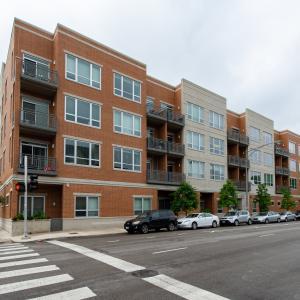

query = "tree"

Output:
[[219, 180, 238, 210], [255, 184, 271, 212], [171, 182, 198, 215], [281, 187, 296, 210]]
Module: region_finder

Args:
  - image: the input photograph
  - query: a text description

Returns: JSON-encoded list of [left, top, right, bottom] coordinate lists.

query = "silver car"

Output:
[[253, 211, 281, 224], [220, 210, 252, 226], [280, 211, 296, 222], [177, 213, 219, 230]]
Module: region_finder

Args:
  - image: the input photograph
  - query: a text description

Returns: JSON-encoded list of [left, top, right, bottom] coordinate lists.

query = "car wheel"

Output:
[[191, 222, 197, 230], [127, 229, 134, 234], [234, 220, 239, 226], [265, 218, 269, 224], [212, 221, 217, 228], [155, 228, 160, 232], [277, 218, 281, 223], [167, 222, 176, 231], [247, 219, 252, 225], [285, 217, 288, 222], [140, 224, 149, 234]]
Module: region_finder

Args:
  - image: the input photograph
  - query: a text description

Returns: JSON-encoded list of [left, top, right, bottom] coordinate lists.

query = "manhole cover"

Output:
[[131, 269, 159, 278]]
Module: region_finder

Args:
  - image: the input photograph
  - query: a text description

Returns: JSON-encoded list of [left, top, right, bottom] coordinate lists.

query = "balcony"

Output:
[[276, 185, 289, 194], [147, 170, 185, 185], [228, 155, 250, 168], [147, 137, 167, 155], [167, 110, 185, 130], [20, 59, 58, 97], [167, 142, 185, 157], [19, 155, 57, 176], [275, 166, 290, 176], [20, 109, 57, 136], [227, 129, 249, 146], [233, 181, 251, 192], [146, 106, 167, 126], [274, 145, 289, 157], [239, 157, 250, 168]]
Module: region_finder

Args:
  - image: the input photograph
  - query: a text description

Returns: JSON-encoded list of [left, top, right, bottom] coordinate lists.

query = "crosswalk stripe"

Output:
[[0, 274, 73, 295], [27, 286, 96, 300], [0, 244, 23, 249], [0, 249, 34, 256], [0, 265, 59, 279], [0, 247, 29, 252], [0, 253, 39, 261], [0, 258, 48, 269]]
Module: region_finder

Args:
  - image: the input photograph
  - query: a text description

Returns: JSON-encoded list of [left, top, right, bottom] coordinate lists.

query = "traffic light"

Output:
[[15, 182, 25, 192], [29, 175, 38, 191]]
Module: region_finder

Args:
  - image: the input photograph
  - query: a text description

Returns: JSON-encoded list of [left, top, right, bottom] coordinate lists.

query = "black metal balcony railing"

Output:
[[167, 110, 185, 127], [147, 137, 167, 153], [233, 181, 251, 191], [275, 166, 290, 176], [147, 170, 185, 185], [227, 129, 249, 145], [19, 155, 56, 176], [22, 59, 58, 86], [274, 145, 290, 157], [20, 109, 57, 132], [146, 106, 168, 120], [167, 141, 185, 156], [228, 155, 250, 168], [239, 157, 250, 168]]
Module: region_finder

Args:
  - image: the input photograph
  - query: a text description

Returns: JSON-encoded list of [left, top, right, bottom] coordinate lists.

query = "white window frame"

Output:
[[250, 149, 261, 164], [251, 171, 261, 185], [113, 146, 142, 173], [65, 95, 101, 128], [264, 173, 273, 186], [133, 196, 152, 215], [187, 131, 204, 151], [113, 109, 141, 138], [289, 141, 296, 154], [19, 195, 46, 217], [74, 195, 100, 218], [249, 126, 260, 142], [209, 111, 224, 130], [187, 159, 205, 179], [210, 164, 225, 181], [263, 131, 272, 145], [209, 137, 225, 155], [64, 138, 101, 168], [263, 152, 273, 167], [186, 102, 204, 124], [290, 177, 297, 189], [65, 53, 101, 90], [289, 159, 297, 172]]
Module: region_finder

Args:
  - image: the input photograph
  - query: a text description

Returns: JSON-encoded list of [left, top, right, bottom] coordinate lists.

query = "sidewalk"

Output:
[[0, 227, 125, 244]]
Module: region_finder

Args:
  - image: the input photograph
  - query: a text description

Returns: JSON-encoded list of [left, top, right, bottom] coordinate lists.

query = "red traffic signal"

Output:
[[15, 182, 25, 192]]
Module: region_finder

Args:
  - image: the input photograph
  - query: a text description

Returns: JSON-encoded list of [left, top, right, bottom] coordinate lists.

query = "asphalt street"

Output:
[[0, 221, 299, 299]]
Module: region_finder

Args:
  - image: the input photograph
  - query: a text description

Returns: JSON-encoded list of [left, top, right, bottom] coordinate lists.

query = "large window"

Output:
[[250, 126, 260, 142], [263, 132, 272, 145], [113, 146, 141, 172], [264, 173, 273, 186], [64, 138, 100, 167], [114, 73, 141, 103], [113, 110, 141, 137], [209, 137, 225, 155], [65, 95, 100, 128], [251, 171, 261, 184], [289, 159, 297, 172], [75, 196, 99, 217], [209, 111, 224, 130], [134, 197, 151, 215], [187, 160, 205, 179], [263, 152, 273, 167], [290, 178, 297, 189], [210, 164, 225, 180], [65, 54, 101, 89], [19, 196, 45, 218], [187, 131, 204, 151], [249, 149, 261, 164], [289, 141, 296, 154], [186, 102, 204, 123]]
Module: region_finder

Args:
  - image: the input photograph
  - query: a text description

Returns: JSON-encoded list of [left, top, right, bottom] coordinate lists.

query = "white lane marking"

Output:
[[0, 258, 48, 269], [0, 244, 22, 249], [0, 253, 39, 261], [177, 233, 185, 236], [0, 265, 59, 279], [153, 247, 187, 255], [48, 240, 145, 272], [0, 247, 28, 252], [146, 236, 155, 239], [258, 234, 275, 238], [107, 240, 120, 243], [0, 274, 73, 295], [28, 286, 96, 300], [0, 249, 34, 256], [143, 274, 230, 300]]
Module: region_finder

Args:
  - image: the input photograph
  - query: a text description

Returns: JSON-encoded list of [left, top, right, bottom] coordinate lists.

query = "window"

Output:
[[65, 54, 101, 89], [209, 111, 224, 130], [289, 142, 296, 154], [250, 126, 260, 142], [187, 131, 204, 151], [298, 145, 300, 156], [289, 159, 297, 172], [75, 196, 99, 217], [64, 138, 100, 167], [3, 115, 6, 137], [217, 201, 223, 213], [65, 95, 100, 128], [290, 178, 297, 189], [263, 152, 273, 167], [251, 171, 261, 184], [209, 137, 225, 155], [146, 97, 154, 111], [186, 102, 204, 123], [249, 149, 261, 164], [187, 160, 205, 179], [263, 132, 272, 145], [264, 173, 273, 186], [113, 110, 141, 137], [134, 197, 151, 215], [160, 102, 172, 111], [210, 164, 225, 180], [11, 92, 14, 125], [23, 54, 49, 81], [114, 73, 141, 102], [113, 146, 141, 172], [19, 196, 45, 218], [5, 193, 9, 206]]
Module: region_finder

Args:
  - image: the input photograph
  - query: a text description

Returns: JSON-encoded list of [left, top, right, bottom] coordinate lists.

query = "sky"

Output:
[[1, 0, 300, 132]]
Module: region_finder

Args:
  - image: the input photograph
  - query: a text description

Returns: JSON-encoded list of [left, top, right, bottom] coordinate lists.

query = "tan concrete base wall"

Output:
[[0, 218, 13, 234], [11, 220, 51, 236]]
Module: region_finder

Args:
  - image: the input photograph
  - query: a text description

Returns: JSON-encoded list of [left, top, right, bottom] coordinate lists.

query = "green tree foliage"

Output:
[[171, 182, 198, 215], [281, 187, 296, 210], [255, 184, 271, 212], [219, 180, 238, 209]]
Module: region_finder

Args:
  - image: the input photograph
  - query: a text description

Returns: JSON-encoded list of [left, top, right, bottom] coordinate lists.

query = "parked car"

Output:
[[252, 211, 281, 224], [280, 211, 296, 222], [177, 213, 219, 230], [124, 210, 177, 234], [295, 210, 300, 220], [220, 210, 252, 226]]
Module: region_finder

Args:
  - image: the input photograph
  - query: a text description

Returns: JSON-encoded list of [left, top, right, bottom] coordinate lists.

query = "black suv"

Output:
[[124, 210, 177, 234]]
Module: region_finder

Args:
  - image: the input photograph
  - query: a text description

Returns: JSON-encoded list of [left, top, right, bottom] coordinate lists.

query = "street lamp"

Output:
[[245, 140, 282, 211]]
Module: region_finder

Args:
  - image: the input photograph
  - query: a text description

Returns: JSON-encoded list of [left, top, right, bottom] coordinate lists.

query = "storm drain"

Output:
[[131, 269, 159, 278]]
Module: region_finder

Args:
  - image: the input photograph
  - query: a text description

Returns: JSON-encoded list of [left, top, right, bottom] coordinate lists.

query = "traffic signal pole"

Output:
[[23, 155, 29, 239]]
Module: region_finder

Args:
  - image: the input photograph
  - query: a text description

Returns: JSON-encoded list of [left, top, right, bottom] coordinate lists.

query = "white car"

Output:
[[177, 213, 219, 230]]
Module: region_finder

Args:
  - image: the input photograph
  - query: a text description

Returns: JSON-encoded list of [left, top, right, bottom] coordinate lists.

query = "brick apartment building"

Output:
[[0, 19, 299, 234]]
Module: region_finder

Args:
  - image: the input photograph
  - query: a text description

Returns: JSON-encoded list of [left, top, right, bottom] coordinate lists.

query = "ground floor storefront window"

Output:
[[75, 195, 99, 217], [133, 197, 151, 215], [19, 196, 45, 217]]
